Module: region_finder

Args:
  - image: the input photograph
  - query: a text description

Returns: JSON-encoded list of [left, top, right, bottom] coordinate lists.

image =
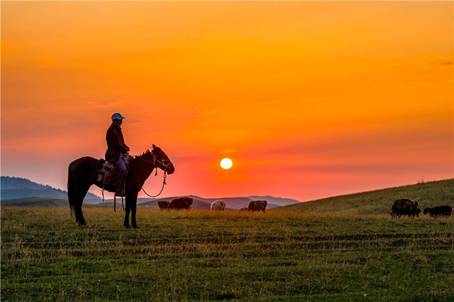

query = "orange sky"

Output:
[[2, 2, 453, 200]]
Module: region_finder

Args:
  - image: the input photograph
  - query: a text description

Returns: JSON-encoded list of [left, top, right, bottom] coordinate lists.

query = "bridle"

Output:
[[137, 150, 172, 198]]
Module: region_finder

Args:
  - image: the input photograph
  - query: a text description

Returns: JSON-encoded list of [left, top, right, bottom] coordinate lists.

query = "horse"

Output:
[[67, 144, 175, 228]]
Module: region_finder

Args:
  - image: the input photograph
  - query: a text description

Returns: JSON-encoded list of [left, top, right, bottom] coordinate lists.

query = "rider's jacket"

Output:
[[105, 123, 129, 162]]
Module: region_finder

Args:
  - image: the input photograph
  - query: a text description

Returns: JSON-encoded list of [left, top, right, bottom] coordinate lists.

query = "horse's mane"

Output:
[[134, 150, 152, 159]]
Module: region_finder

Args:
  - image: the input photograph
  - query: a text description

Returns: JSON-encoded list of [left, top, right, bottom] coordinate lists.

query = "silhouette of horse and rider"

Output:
[[67, 113, 175, 228]]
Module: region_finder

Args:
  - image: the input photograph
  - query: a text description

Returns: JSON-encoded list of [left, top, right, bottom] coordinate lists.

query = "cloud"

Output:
[[283, 161, 452, 175], [428, 59, 453, 67], [265, 123, 453, 158]]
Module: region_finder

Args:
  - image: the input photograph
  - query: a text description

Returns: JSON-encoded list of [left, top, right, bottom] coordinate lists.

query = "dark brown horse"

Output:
[[67, 144, 175, 228]]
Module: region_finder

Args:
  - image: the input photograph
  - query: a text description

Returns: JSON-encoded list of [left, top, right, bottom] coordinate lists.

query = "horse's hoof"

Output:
[[123, 224, 130, 228], [132, 225, 139, 229]]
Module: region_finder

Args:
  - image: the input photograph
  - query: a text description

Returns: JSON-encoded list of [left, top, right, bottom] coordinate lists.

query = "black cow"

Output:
[[391, 199, 420, 217], [169, 197, 193, 209], [423, 206, 452, 217], [158, 201, 170, 210], [248, 200, 267, 212]]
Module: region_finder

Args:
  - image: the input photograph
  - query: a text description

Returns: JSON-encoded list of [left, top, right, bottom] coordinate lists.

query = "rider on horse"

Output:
[[106, 113, 129, 196], [68, 114, 175, 227]]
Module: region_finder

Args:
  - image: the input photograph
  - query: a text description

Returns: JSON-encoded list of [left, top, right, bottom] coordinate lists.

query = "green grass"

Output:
[[2, 207, 454, 301], [278, 179, 454, 214]]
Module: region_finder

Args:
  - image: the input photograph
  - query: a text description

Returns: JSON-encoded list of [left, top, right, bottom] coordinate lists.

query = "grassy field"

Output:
[[2, 206, 454, 301]]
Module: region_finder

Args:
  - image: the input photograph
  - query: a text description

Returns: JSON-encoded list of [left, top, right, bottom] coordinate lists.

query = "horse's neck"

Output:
[[132, 155, 155, 184]]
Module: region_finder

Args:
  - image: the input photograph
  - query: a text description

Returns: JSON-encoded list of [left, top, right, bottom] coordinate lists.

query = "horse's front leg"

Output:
[[131, 201, 139, 229], [123, 200, 131, 228], [131, 196, 139, 229], [125, 190, 139, 229]]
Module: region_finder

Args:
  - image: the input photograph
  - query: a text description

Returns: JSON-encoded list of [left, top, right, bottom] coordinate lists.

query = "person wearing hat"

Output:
[[105, 113, 130, 195]]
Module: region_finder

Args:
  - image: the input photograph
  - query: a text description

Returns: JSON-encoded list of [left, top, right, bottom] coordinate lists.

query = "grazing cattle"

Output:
[[169, 197, 193, 210], [158, 201, 170, 210], [423, 206, 452, 217], [210, 200, 226, 211], [248, 200, 267, 212], [391, 199, 420, 217]]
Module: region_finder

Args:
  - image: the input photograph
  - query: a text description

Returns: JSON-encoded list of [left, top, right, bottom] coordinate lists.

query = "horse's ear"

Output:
[[152, 144, 156, 149]]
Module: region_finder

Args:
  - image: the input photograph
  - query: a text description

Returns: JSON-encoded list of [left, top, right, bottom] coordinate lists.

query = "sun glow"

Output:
[[220, 158, 233, 170]]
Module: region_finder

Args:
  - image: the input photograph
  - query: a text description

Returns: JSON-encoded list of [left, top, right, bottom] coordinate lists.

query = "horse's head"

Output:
[[151, 144, 175, 175]]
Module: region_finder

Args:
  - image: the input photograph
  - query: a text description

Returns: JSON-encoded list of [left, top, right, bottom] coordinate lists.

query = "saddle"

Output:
[[97, 153, 131, 195]]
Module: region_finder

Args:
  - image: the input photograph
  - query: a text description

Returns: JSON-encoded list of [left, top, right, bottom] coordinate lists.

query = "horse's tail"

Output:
[[67, 162, 77, 218]]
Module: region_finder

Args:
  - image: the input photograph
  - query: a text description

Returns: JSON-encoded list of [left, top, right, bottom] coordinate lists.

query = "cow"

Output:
[[423, 206, 452, 217], [169, 197, 193, 210], [391, 199, 420, 217], [158, 201, 170, 210], [210, 200, 226, 211], [248, 200, 267, 212]]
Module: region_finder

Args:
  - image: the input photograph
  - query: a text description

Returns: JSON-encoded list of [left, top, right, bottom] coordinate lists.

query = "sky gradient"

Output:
[[2, 2, 453, 201]]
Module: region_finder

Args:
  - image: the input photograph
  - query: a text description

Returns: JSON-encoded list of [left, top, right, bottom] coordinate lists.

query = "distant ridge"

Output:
[[275, 179, 454, 214], [97, 195, 299, 209], [248, 195, 300, 206], [0, 176, 101, 202], [0, 176, 300, 209]]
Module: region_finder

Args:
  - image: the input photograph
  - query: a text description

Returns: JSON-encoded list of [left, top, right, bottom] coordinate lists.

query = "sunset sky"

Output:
[[2, 2, 453, 201]]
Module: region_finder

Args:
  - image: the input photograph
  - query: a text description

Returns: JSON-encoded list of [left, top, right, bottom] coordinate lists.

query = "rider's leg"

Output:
[[115, 157, 127, 174], [115, 157, 127, 196]]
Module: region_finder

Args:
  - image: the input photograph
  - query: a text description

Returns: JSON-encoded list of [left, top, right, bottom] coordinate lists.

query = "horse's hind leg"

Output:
[[69, 192, 85, 225], [73, 186, 90, 226], [75, 205, 86, 226]]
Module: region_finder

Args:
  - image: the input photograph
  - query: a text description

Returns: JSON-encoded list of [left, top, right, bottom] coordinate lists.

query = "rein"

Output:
[[136, 153, 170, 198], [141, 170, 167, 198]]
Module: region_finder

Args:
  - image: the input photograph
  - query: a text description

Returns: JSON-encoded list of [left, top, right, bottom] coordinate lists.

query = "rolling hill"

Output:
[[276, 179, 454, 214], [1, 176, 101, 202], [248, 195, 300, 206]]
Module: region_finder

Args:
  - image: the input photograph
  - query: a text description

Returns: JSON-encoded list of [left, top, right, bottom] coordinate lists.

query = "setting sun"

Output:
[[220, 158, 233, 170]]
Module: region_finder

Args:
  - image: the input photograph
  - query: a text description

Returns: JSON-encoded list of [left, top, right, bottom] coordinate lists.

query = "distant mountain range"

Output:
[[1, 176, 101, 202], [248, 195, 300, 206], [135, 195, 299, 209], [87, 195, 299, 210], [0, 176, 300, 209]]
